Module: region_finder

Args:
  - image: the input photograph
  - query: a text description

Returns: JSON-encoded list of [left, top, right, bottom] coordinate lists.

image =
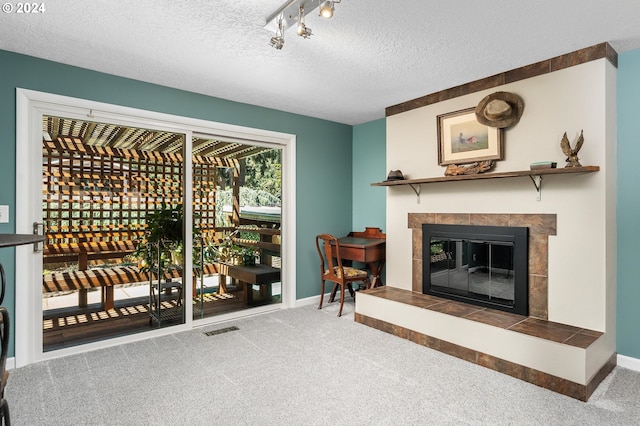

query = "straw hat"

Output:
[[475, 91, 524, 128]]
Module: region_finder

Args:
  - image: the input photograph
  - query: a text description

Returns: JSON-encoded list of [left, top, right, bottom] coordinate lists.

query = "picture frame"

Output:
[[437, 107, 503, 166]]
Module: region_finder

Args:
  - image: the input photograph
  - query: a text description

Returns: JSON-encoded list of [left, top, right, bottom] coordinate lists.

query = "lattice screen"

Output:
[[42, 137, 238, 248]]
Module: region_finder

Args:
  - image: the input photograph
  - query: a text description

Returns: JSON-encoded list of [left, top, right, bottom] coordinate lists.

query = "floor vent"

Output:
[[204, 326, 239, 336]]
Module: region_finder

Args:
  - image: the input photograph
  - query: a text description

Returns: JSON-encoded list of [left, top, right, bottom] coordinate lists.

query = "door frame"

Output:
[[15, 88, 296, 367]]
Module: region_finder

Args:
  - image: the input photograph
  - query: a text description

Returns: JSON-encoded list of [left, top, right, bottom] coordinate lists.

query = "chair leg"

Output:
[[338, 283, 345, 317], [1, 398, 10, 426], [318, 279, 325, 310], [347, 283, 355, 298], [329, 283, 339, 303]]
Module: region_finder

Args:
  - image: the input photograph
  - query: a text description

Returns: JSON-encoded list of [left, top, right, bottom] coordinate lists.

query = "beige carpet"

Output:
[[7, 301, 640, 425]]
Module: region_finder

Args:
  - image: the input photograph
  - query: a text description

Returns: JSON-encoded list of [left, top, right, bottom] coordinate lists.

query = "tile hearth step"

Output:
[[354, 286, 614, 401]]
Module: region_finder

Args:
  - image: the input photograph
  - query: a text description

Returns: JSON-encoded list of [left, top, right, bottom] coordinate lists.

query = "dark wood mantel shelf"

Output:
[[371, 166, 599, 202]]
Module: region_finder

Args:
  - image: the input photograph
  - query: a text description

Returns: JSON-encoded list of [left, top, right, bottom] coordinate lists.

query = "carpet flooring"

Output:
[[6, 300, 640, 425]]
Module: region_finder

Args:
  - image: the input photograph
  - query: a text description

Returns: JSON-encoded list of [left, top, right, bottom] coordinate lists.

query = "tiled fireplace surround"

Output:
[[354, 213, 616, 401]]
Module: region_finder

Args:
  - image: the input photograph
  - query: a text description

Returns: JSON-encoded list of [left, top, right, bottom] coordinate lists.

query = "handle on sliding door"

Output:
[[33, 222, 44, 252]]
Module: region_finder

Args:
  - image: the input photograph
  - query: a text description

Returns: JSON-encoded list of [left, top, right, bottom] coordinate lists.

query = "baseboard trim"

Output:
[[7, 357, 15, 370], [617, 354, 640, 371], [294, 293, 331, 308]]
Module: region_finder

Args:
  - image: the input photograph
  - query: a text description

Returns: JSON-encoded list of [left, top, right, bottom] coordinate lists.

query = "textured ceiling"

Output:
[[2, 0, 640, 125]]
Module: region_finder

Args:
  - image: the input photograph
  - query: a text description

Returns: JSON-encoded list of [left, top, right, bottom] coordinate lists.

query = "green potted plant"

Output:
[[134, 203, 185, 273]]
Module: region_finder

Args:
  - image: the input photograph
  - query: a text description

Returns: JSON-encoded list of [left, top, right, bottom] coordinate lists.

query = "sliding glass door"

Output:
[[15, 88, 295, 367], [41, 116, 186, 351], [192, 137, 283, 320]]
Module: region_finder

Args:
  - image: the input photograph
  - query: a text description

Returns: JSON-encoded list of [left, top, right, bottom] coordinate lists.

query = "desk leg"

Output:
[[368, 261, 385, 288]]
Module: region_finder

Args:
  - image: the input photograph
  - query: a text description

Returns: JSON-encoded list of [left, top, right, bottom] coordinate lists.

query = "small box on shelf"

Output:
[[530, 161, 557, 170]]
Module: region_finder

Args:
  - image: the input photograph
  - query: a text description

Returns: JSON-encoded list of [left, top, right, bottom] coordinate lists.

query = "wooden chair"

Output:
[[315, 234, 371, 317], [0, 307, 10, 426], [0, 398, 9, 426]]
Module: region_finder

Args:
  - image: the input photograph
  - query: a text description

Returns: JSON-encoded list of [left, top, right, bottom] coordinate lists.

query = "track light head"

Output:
[[319, 1, 336, 18], [269, 16, 285, 50], [270, 35, 285, 49], [297, 5, 312, 39]]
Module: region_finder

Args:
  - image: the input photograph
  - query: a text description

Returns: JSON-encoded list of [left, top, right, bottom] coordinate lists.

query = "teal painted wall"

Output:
[[617, 48, 640, 359], [352, 118, 386, 232], [0, 49, 353, 355]]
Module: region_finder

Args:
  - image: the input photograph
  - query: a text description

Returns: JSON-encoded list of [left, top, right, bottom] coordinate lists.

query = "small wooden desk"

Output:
[[333, 227, 386, 288]]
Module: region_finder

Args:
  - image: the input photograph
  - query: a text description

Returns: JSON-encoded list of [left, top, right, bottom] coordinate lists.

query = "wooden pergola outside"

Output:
[[41, 116, 280, 311]]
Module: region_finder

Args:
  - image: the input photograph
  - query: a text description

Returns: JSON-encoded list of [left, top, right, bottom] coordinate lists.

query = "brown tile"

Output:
[[393, 324, 410, 339], [529, 234, 549, 275], [412, 259, 422, 293], [408, 213, 435, 229], [523, 368, 587, 401], [469, 214, 510, 227], [368, 286, 447, 309], [412, 231, 422, 259], [386, 44, 616, 117], [550, 43, 611, 72], [361, 286, 387, 296], [464, 309, 527, 329], [477, 353, 526, 380], [441, 84, 469, 101], [505, 60, 551, 83], [605, 43, 618, 67], [579, 328, 604, 337], [434, 213, 470, 225], [509, 214, 557, 235], [362, 286, 399, 297], [468, 74, 505, 92], [439, 340, 478, 363], [405, 328, 441, 350], [413, 332, 441, 350], [428, 300, 484, 317], [508, 318, 582, 343], [564, 330, 602, 348], [528, 275, 548, 320], [586, 353, 617, 400]]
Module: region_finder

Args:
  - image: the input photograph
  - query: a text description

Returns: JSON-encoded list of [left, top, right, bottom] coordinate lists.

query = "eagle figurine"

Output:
[[560, 130, 583, 167]]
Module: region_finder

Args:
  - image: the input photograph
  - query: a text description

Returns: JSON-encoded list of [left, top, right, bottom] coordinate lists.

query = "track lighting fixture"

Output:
[[296, 5, 312, 39], [269, 17, 285, 50], [319, 1, 340, 19], [265, 0, 342, 50]]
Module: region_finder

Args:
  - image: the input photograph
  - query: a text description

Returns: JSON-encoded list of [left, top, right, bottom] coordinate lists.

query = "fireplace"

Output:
[[422, 224, 529, 315]]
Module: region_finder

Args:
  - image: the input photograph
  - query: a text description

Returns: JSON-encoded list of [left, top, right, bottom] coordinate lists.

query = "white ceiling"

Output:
[[2, 0, 640, 125]]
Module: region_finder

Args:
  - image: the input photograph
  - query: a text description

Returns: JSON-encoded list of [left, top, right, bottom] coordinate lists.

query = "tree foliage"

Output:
[[243, 149, 281, 197]]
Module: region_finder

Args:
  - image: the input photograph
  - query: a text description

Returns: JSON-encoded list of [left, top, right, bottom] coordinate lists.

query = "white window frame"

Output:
[[14, 88, 296, 367]]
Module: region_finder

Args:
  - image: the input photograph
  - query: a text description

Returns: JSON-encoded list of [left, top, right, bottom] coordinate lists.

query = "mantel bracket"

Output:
[[408, 183, 421, 203], [530, 175, 542, 201]]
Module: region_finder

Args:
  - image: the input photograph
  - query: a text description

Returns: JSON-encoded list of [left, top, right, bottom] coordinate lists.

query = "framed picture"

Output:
[[437, 107, 503, 166]]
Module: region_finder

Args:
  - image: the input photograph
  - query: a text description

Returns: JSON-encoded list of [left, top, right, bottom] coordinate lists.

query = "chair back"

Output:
[[315, 234, 344, 281]]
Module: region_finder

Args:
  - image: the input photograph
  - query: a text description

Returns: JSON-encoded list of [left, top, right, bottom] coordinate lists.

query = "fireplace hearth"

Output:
[[422, 224, 529, 315]]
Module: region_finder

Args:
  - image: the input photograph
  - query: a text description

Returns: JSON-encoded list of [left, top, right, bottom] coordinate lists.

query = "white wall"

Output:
[[385, 59, 616, 333]]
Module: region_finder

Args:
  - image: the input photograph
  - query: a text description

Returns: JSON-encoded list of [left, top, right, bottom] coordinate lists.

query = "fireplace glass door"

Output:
[[430, 238, 515, 306], [423, 224, 528, 315]]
